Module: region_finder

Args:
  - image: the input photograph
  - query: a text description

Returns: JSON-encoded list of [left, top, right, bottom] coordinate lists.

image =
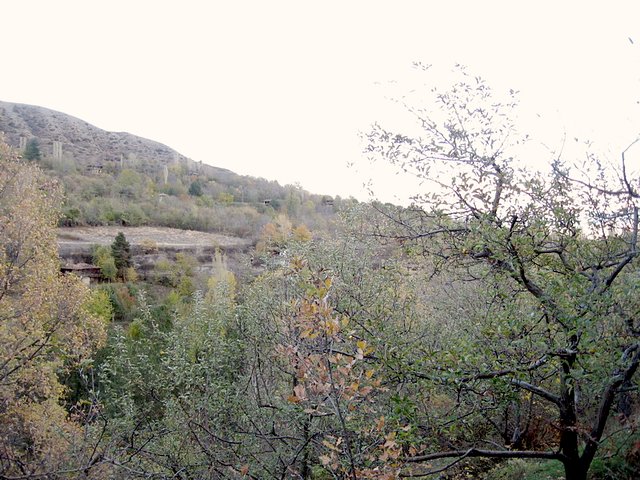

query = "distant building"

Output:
[[86, 164, 104, 175], [61, 263, 103, 285]]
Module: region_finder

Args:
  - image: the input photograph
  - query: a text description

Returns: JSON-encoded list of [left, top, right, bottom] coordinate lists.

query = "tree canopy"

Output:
[[23, 137, 41, 161], [0, 139, 108, 477], [363, 68, 640, 480], [111, 231, 132, 279]]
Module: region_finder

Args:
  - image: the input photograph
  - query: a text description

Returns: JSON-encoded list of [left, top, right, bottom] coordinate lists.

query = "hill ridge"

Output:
[[0, 100, 234, 177]]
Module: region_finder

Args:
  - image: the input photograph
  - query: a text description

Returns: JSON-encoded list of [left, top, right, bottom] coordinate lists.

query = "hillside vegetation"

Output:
[[1, 71, 639, 480], [0, 100, 350, 240]]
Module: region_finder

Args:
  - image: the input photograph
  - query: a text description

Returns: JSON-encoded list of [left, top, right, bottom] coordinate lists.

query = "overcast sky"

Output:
[[2, 1, 639, 202]]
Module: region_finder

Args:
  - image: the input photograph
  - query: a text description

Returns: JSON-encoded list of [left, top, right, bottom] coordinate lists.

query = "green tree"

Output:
[[111, 232, 132, 280], [97, 288, 246, 478], [23, 138, 41, 160], [217, 191, 234, 204], [92, 244, 117, 281], [364, 69, 640, 480], [188, 179, 203, 196], [115, 168, 141, 199]]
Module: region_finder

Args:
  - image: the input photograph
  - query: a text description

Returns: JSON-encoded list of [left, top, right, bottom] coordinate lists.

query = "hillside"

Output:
[[0, 100, 245, 182], [0, 100, 347, 239]]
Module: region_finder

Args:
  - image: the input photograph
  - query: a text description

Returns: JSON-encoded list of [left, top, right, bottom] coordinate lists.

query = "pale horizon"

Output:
[[2, 1, 639, 203]]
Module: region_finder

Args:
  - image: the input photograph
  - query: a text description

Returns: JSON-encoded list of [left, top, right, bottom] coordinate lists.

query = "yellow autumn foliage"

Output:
[[206, 249, 237, 302], [0, 140, 108, 477], [257, 214, 312, 252], [292, 224, 312, 242]]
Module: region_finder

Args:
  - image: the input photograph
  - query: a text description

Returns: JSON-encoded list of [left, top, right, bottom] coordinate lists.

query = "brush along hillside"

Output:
[[0, 100, 350, 242]]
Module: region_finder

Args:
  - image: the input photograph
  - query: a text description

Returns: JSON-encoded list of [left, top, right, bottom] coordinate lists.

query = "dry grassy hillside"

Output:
[[0, 100, 233, 178]]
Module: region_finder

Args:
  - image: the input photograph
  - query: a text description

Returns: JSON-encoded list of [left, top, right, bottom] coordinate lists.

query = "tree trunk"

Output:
[[301, 415, 311, 479], [559, 341, 586, 480], [563, 458, 588, 480]]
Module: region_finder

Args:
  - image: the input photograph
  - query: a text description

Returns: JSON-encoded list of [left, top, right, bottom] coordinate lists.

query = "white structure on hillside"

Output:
[[52, 141, 63, 159]]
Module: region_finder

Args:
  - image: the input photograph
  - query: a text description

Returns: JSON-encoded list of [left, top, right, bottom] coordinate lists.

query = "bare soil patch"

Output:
[[57, 226, 252, 249]]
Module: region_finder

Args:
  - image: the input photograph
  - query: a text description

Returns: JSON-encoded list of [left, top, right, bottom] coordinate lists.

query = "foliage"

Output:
[[275, 260, 392, 479], [218, 191, 234, 204], [139, 238, 158, 253], [485, 458, 565, 480], [256, 213, 313, 253], [103, 283, 139, 323], [84, 288, 114, 324], [92, 244, 117, 281], [5, 73, 639, 480], [0, 140, 107, 477], [188, 179, 203, 196], [40, 136, 346, 237], [231, 227, 437, 479], [97, 285, 245, 477], [123, 266, 138, 282], [61, 205, 82, 226], [293, 223, 313, 242], [207, 249, 237, 300], [23, 137, 41, 160], [115, 168, 142, 199], [153, 252, 199, 299], [363, 67, 640, 480], [111, 231, 132, 279]]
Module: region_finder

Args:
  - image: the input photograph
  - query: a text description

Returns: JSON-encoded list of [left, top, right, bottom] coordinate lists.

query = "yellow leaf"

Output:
[[322, 439, 340, 452]]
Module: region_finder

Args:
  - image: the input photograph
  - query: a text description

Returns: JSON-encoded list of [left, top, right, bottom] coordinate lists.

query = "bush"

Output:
[[92, 244, 117, 281], [188, 180, 203, 196]]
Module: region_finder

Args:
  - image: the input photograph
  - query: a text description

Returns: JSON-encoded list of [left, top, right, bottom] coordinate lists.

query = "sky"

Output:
[[2, 1, 640, 203]]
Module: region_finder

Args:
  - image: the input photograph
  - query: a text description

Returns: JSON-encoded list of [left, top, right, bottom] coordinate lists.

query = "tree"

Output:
[[188, 179, 203, 196], [236, 233, 431, 480], [115, 168, 142, 199], [153, 252, 198, 299], [0, 139, 108, 477], [293, 223, 312, 242], [92, 244, 117, 281], [272, 261, 388, 479], [96, 288, 246, 478], [256, 213, 293, 253], [23, 137, 41, 160], [364, 68, 640, 480], [111, 231, 132, 280]]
